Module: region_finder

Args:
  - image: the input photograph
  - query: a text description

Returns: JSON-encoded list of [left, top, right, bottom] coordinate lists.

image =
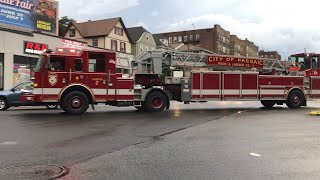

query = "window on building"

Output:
[[69, 29, 76, 37], [169, 37, 172, 44], [13, 55, 37, 85], [92, 37, 99, 47], [74, 59, 83, 72], [115, 27, 123, 36], [184, 36, 188, 42], [173, 37, 177, 43], [178, 36, 182, 42], [222, 46, 226, 53], [190, 35, 193, 41], [120, 42, 126, 53], [111, 40, 118, 51], [196, 34, 200, 41], [223, 36, 226, 43]]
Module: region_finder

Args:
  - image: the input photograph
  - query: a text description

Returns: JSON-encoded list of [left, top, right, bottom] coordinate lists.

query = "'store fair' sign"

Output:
[[207, 56, 264, 68]]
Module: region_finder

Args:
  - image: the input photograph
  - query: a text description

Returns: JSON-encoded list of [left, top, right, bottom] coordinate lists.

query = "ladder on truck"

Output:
[[133, 50, 287, 75]]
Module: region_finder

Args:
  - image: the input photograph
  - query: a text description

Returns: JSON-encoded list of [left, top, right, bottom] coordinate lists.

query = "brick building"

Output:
[[154, 24, 231, 55], [230, 35, 245, 56], [155, 24, 259, 57], [259, 50, 282, 60]]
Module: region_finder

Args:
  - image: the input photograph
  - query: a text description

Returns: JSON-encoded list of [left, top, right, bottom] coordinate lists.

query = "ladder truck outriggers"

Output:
[[21, 48, 320, 115]]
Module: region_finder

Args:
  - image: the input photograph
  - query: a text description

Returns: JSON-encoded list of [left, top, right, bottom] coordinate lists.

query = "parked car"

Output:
[[0, 82, 58, 110]]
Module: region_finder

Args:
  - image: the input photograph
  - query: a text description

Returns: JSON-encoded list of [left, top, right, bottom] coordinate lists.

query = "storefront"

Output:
[[0, 27, 87, 90]]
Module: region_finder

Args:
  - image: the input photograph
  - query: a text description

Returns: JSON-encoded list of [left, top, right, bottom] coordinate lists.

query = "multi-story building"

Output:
[[240, 38, 259, 57], [155, 24, 230, 54], [259, 50, 282, 60], [127, 26, 156, 57], [154, 24, 261, 57], [63, 17, 133, 73], [215, 24, 231, 55], [230, 35, 245, 56]]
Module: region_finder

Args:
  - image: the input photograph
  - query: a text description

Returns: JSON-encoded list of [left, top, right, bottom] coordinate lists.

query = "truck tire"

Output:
[[261, 100, 276, 108], [143, 91, 167, 112], [62, 91, 89, 115], [0, 97, 9, 110], [286, 90, 304, 109]]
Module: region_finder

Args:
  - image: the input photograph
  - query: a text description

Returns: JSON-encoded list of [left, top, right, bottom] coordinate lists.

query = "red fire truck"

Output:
[[21, 48, 320, 115]]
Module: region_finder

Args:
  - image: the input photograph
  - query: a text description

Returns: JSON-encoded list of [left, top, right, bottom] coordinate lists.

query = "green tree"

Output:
[[59, 16, 76, 36]]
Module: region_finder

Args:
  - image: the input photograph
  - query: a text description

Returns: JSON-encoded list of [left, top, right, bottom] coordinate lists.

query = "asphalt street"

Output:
[[0, 101, 320, 179]]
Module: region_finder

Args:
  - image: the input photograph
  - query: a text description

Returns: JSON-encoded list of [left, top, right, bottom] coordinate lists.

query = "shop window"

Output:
[[169, 37, 172, 44], [49, 57, 66, 71], [173, 37, 177, 43], [190, 35, 193, 41], [92, 37, 99, 47], [69, 29, 76, 37], [13, 55, 37, 85], [178, 36, 182, 43], [74, 59, 83, 72]]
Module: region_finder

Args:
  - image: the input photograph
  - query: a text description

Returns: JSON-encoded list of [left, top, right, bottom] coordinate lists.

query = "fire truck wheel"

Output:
[[62, 91, 89, 115], [261, 100, 276, 109], [144, 91, 167, 112], [0, 97, 9, 110], [286, 90, 304, 109]]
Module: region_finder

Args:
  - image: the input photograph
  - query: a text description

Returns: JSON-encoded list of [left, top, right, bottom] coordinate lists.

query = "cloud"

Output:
[[157, 0, 320, 58], [131, 22, 149, 29], [150, 11, 159, 17], [60, 0, 139, 21]]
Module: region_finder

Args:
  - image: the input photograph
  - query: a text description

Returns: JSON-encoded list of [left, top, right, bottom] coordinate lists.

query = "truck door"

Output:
[[43, 56, 69, 102], [86, 53, 108, 103], [70, 58, 87, 85]]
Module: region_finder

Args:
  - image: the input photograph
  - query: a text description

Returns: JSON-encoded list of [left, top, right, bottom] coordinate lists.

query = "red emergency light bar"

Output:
[[55, 48, 79, 55]]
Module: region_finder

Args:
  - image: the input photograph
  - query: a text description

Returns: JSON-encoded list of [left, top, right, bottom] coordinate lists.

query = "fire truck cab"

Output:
[[289, 53, 320, 76], [24, 48, 147, 114]]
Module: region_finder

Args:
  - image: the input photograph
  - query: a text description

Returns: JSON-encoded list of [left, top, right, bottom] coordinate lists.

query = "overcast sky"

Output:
[[60, 0, 320, 59]]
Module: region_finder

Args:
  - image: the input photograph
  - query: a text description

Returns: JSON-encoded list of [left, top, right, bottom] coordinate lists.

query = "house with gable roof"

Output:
[[63, 17, 133, 73]]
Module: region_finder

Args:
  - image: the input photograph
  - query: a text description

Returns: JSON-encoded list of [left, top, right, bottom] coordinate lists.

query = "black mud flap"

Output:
[[91, 103, 95, 110], [166, 102, 170, 110]]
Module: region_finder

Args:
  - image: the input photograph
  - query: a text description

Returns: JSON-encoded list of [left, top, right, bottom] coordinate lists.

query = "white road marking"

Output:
[[0, 141, 18, 145], [250, 152, 262, 157]]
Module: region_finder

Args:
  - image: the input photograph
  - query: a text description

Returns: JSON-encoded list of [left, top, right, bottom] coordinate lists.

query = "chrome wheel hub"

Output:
[[70, 97, 82, 109], [0, 100, 5, 109]]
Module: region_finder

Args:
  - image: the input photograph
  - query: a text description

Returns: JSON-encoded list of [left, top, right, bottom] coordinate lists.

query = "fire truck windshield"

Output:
[[35, 55, 45, 72], [289, 55, 311, 70]]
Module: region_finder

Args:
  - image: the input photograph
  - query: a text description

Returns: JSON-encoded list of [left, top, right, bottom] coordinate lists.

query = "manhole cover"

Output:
[[0, 164, 68, 180]]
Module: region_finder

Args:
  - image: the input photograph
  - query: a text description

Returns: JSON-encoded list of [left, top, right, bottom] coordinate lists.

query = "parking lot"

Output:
[[0, 101, 320, 179]]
